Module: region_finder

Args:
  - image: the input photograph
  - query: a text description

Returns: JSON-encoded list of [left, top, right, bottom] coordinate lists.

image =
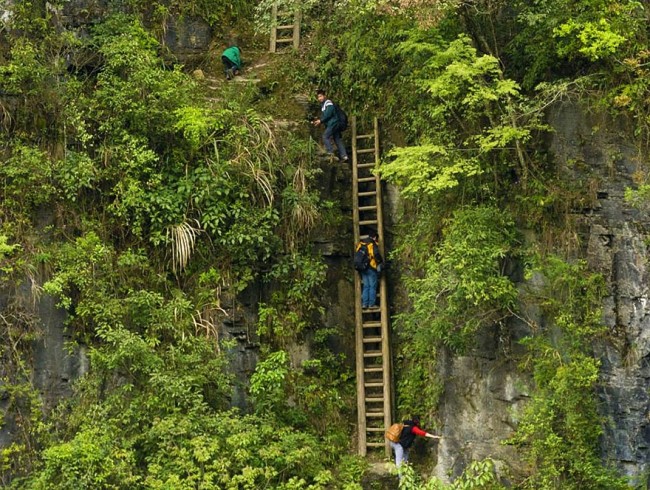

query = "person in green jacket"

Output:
[[221, 45, 242, 80], [313, 89, 348, 162]]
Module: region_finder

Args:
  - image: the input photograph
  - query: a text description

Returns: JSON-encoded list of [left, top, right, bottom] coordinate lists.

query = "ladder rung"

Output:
[[275, 38, 295, 43], [276, 24, 295, 29], [365, 382, 384, 388], [359, 205, 377, 211], [367, 412, 385, 418], [366, 442, 386, 447], [357, 148, 376, 154], [358, 191, 377, 197], [365, 397, 383, 403], [363, 336, 382, 343], [364, 367, 383, 373], [362, 306, 380, 311], [363, 322, 381, 328], [358, 177, 376, 183], [356, 134, 374, 139], [366, 427, 386, 432], [363, 351, 382, 358], [358, 163, 376, 169], [359, 220, 378, 226]]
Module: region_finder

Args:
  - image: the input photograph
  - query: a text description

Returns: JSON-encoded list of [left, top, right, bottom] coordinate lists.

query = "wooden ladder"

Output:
[[351, 116, 392, 457], [269, 3, 301, 53]]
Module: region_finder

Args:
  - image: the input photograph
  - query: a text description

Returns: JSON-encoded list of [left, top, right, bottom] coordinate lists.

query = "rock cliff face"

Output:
[[428, 102, 650, 484], [2, 3, 650, 485], [548, 104, 650, 482]]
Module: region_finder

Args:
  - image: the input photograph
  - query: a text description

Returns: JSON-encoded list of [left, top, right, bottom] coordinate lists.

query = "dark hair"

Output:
[[412, 415, 421, 425], [316, 89, 326, 96]]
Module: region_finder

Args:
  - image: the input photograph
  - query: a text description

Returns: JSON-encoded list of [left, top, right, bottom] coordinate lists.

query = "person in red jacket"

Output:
[[390, 416, 441, 477]]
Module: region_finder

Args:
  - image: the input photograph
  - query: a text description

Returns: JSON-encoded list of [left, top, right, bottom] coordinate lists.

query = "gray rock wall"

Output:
[[549, 103, 650, 482], [428, 103, 650, 484]]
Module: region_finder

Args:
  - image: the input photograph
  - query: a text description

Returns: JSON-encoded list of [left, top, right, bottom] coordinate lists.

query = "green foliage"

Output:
[[2, 0, 644, 488], [29, 427, 140, 489], [0, 235, 20, 275], [378, 32, 544, 199], [91, 15, 194, 143], [381, 144, 483, 197], [402, 205, 519, 352], [24, 407, 347, 489], [508, 256, 627, 489], [0, 145, 57, 210], [554, 18, 627, 61], [292, 0, 644, 487], [141, 410, 340, 489], [257, 252, 327, 345], [509, 0, 646, 88], [395, 459, 505, 489], [24, 227, 345, 488], [394, 205, 518, 419], [250, 350, 290, 414], [0, 4, 361, 487], [145, 0, 255, 28]]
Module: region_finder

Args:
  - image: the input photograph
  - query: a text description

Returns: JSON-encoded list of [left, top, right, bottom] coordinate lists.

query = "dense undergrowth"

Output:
[[0, 0, 648, 488]]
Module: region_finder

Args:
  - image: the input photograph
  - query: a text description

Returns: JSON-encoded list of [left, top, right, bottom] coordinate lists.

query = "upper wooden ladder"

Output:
[[351, 116, 392, 457], [269, 3, 301, 53]]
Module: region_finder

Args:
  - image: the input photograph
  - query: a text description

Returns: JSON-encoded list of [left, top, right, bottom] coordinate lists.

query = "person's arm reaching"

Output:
[[412, 426, 441, 439]]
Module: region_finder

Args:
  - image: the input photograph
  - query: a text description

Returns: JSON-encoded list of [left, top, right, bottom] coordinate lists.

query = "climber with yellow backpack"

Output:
[[354, 231, 383, 309], [385, 416, 441, 478]]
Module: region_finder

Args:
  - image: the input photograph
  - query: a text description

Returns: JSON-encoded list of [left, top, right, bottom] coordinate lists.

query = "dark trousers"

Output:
[[222, 56, 239, 74], [323, 124, 347, 159]]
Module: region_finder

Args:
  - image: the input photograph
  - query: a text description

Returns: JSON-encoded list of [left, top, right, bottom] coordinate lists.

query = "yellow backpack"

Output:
[[385, 422, 404, 443]]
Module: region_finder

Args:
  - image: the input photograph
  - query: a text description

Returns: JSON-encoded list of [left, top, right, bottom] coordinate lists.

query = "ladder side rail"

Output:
[[352, 116, 367, 456], [372, 117, 393, 457], [269, 3, 278, 53], [293, 10, 302, 50]]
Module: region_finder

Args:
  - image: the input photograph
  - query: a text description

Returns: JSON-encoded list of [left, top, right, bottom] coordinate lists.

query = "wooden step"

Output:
[[366, 427, 386, 432], [366, 442, 386, 448], [356, 134, 374, 140], [359, 205, 377, 211], [363, 336, 382, 343], [364, 382, 384, 388], [358, 191, 377, 197], [359, 220, 378, 226], [365, 396, 384, 403], [357, 148, 376, 154], [363, 321, 381, 328], [367, 412, 385, 418], [358, 163, 376, 169], [358, 177, 376, 183], [276, 24, 295, 29], [364, 367, 383, 373], [363, 351, 383, 358], [275, 38, 295, 43]]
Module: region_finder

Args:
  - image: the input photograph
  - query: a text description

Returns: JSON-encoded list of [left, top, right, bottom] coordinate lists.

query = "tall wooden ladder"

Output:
[[351, 116, 392, 457], [269, 3, 301, 53]]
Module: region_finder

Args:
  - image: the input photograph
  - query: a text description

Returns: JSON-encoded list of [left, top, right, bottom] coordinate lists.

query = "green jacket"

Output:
[[320, 99, 339, 129], [222, 46, 241, 69]]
